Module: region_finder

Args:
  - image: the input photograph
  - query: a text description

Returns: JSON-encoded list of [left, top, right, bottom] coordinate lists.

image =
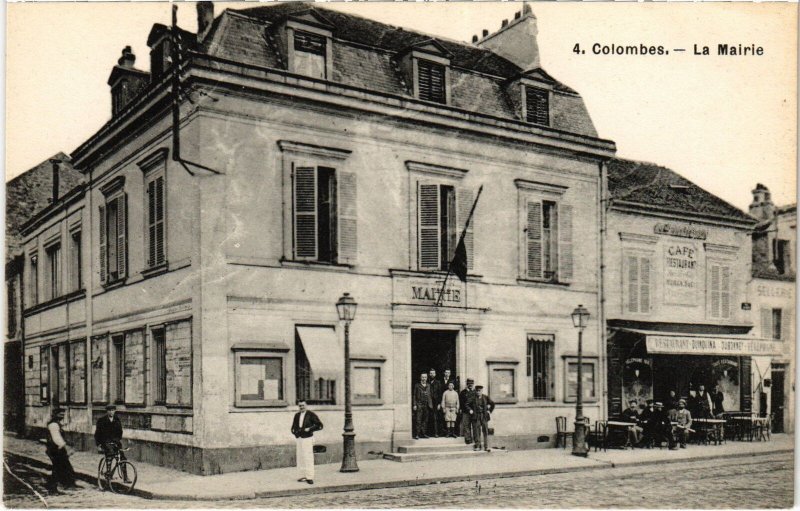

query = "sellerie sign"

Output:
[[654, 223, 708, 240], [646, 335, 782, 356], [664, 243, 698, 305]]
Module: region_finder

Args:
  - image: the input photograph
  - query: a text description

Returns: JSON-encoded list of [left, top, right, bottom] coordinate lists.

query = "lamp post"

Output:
[[571, 304, 590, 457], [336, 293, 359, 472]]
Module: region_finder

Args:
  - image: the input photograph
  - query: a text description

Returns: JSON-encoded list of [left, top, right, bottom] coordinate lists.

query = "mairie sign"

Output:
[[646, 334, 782, 356]]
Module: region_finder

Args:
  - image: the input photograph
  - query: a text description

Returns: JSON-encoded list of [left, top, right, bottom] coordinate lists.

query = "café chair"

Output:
[[555, 416, 570, 448]]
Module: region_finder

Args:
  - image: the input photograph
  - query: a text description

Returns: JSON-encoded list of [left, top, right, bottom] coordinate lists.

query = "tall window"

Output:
[[293, 31, 327, 79], [762, 308, 790, 341], [7, 278, 17, 336], [99, 194, 127, 284], [112, 335, 125, 403], [525, 199, 572, 282], [293, 165, 357, 264], [56, 343, 69, 404], [626, 254, 652, 314], [708, 264, 731, 319], [45, 243, 61, 301], [40, 347, 49, 403], [417, 60, 446, 104], [295, 332, 336, 405], [772, 309, 783, 340], [525, 86, 549, 126], [70, 230, 82, 292], [146, 174, 166, 268], [527, 335, 555, 401], [418, 183, 456, 271], [29, 255, 38, 306], [152, 327, 167, 404], [774, 239, 791, 274]]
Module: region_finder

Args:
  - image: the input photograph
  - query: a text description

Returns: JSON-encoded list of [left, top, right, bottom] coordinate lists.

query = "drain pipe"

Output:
[[598, 159, 609, 422]]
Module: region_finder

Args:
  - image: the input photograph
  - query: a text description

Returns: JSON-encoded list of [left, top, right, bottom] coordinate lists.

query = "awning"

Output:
[[619, 329, 783, 356], [296, 326, 342, 380]]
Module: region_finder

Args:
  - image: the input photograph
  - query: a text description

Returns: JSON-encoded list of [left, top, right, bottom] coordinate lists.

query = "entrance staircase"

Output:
[[384, 436, 507, 462]]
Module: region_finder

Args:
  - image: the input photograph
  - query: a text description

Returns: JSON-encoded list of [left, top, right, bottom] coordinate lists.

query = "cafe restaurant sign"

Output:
[[646, 334, 782, 356], [663, 243, 698, 306]]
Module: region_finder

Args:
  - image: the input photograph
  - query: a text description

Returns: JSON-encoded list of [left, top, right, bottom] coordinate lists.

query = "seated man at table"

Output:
[[619, 399, 643, 446], [674, 399, 693, 448], [641, 401, 674, 449]]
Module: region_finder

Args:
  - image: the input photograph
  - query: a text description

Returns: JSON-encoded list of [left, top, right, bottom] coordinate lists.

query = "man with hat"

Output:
[[95, 404, 130, 482], [674, 399, 693, 448], [412, 373, 433, 439], [466, 385, 495, 451], [459, 378, 476, 444], [643, 401, 674, 449], [46, 408, 78, 495]]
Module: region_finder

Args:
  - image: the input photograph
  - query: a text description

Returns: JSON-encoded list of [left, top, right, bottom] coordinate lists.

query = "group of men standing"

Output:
[[412, 370, 495, 451]]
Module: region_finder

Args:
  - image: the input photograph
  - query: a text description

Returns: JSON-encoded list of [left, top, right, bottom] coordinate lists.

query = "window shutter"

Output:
[[720, 266, 731, 319], [418, 183, 440, 270], [418, 60, 445, 104], [525, 87, 550, 126], [526, 200, 543, 279], [337, 170, 357, 265], [781, 309, 792, 341], [558, 204, 573, 282], [710, 265, 721, 318], [98, 205, 107, 283], [760, 308, 772, 339], [293, 166, 318, 260], [627, 255, 639, 313], [639, 256, 651, 312], [457, 186, 474, 271], [117, 194, 128, 278], [147, 180, 156, 267], [155, 175, 165, 265]]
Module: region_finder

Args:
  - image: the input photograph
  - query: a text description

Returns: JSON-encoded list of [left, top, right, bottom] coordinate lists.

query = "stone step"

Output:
[[398, 442, 476, 453], [383, 448, 508, 463]]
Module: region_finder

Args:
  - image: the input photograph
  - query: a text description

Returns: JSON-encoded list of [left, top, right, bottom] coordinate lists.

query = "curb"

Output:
[[7, 447, 792, 501]]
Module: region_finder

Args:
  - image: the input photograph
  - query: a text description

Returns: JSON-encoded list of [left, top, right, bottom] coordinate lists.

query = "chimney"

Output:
[[476, 1, 541, 71], [501, 19, 509, 28], [108, 46, 150, 117], [482, 29, 489, 37], [749, 183, 775, 220], [472, 35, 478, 43], [50, 159, 60, 203], [197, 2, 214, 43]]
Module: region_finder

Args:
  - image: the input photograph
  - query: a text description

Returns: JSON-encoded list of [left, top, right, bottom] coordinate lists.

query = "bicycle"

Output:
[[96, 445, 137, 494]]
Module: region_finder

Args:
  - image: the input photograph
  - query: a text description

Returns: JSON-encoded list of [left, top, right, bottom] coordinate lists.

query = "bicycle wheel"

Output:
[[109, 461, 137, 494], [97, 457, 111, 491]]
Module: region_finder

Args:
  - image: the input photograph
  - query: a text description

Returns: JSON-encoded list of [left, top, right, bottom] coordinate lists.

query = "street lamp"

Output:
[[336, 293, 359, 472], [570, 304, 590, 457]]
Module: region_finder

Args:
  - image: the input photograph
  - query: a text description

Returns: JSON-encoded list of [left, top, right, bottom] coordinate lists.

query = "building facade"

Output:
[[747, 184, 795, 433], [603, 159, 768, 417], [21, 3, 616, 474]]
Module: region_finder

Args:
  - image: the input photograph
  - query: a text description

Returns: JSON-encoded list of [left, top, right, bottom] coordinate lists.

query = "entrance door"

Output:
[[770, 365, 785, 433], [410, 329, 457, 415]]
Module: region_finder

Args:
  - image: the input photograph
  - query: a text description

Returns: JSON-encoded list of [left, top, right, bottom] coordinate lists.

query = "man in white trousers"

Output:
[[291, 400, 323, 484]]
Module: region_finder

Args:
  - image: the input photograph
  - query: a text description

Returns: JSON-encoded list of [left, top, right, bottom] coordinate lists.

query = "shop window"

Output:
[[70, 230, 82, 292], [525, 86, 549, 126], [417, 59, 446, 104], [91, 335, 109, 404], [146, 173, 166, 268], [295, 327, 338, 405], [45, 242, 61, 302], [111, 334, 125, 403], [564, 358, 597, 403], [626, 254, 652, 314], [152, 327, 167, 404], [293, 31, 327, 79], [123, 330, 145, 405], [235, 353, 285, 407], [525, 199, 572, 282], [99, 191, 128, 285], [40, 347, 49, 403], [527, 335, 555, 401], [487, 361, 518, 403], [292, 165, 357, 265], [708, 264, 731, 319]]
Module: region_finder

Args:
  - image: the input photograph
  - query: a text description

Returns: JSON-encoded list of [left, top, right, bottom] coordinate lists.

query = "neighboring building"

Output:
[[21, 3, 616, 474], [747, 184, 795, 433], [5, 154, 81, 433], [603, 159, 766, 418]]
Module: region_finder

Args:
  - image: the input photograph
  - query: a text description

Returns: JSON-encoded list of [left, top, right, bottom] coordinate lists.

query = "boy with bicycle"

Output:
[[95, 404, 131, 483]]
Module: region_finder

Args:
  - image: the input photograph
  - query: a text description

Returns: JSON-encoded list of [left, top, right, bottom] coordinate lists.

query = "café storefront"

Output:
[[607, 323, 782, 416]]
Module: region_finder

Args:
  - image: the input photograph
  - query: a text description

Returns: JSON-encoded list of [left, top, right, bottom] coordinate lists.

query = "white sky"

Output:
[[5, 2, 797, 210]]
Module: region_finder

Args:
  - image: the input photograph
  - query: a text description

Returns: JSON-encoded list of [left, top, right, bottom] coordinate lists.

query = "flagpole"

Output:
[[171, 4, 181, 162], [435, 185, 484, 307]]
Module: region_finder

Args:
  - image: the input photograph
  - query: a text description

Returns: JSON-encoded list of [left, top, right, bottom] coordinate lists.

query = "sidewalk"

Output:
[[4, 433, 793, 501]]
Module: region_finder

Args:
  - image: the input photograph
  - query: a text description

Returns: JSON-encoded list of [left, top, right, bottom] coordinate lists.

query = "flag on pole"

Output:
[[450, 236, 468, 283]]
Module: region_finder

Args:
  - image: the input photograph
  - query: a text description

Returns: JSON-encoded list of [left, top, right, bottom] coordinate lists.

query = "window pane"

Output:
[[40, 348, 49, 402], [239, 357, 283, 402], [490, 368, 515, 399], [165, 320, 192, 406], [153, 328, 167, 403], [70, 341, 86, 404], [113, 337, 124, 402], [91, 336, 108, 403], [773, 309, 783, 340], [567, 362, 595, 400], [528, 338, 554, 400], [353, 367, 380, 398], [57, 345, 68, 403]]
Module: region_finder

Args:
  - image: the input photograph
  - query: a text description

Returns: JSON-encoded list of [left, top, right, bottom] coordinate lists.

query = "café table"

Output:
[[606, 420, 638, 449], [692, 418, 726, 445], [728, 415, 768, 441]]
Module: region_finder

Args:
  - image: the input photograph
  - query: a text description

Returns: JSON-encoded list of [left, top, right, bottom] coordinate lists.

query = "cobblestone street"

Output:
[[4, 452, 793, 508]]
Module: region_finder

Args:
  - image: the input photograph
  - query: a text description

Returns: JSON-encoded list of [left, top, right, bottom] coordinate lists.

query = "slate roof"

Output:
[[5, 153, 83, 262], [607, 158, 755, 224]]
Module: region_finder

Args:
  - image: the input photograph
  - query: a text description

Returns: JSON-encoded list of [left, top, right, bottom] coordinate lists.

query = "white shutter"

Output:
[[761, 308, 772, 339], [627, 255, 639, 313], [418, 183, 440, 270], [710, 265, 721, 318], [720, 266, 731, 319], [640, 256, 651, 313], [526, 200, 543, 279], [98, 205, 106, 283], [117, 194, 127, 279], [457, 186, 474, 271], [294, 166, 318, 260], [558, 204, 573, 282], [781, 309, 792, 341], [337, 170, 357, 265]]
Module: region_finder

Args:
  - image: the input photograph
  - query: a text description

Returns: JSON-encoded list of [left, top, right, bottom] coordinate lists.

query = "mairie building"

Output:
[[19, 3, 616, 474]]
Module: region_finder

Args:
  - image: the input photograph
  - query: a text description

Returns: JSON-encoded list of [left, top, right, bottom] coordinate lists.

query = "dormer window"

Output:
[[293, 31, 327, 79], [417, 60, 446, 104], [525, 86, 549, 126]]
